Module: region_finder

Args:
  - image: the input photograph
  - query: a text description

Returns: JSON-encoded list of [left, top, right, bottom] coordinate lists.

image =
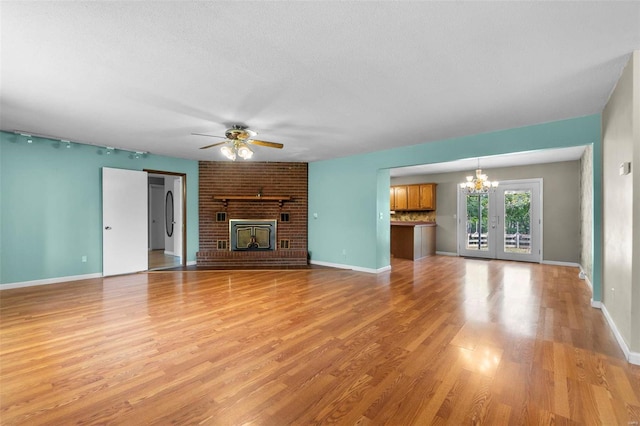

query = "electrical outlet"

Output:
[[81, 255, 87, 263]]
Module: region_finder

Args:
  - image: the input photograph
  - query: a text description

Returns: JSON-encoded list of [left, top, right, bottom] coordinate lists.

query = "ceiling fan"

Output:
[[193, 125, 283, 160]]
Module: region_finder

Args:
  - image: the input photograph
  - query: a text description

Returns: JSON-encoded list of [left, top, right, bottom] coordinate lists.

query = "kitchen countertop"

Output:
[[390, 221, 436, 226]]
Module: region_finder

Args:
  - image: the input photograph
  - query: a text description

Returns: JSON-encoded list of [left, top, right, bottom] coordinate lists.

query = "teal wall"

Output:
[[308, 115, 603, 299], [0, 132, 199, 285]]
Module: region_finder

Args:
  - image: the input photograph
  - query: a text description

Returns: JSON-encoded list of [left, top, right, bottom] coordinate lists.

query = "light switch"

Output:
[[619, 162, 631, 176]]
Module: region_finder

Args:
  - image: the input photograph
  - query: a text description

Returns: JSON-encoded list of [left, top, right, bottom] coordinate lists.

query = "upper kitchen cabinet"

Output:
[[419, 183, 436, 210], [390, 186, 408, 211], [390, 183, 437, 211]]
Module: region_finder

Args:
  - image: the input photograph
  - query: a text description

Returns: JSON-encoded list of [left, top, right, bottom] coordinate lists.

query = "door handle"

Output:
[[104, 226, 112, 230]]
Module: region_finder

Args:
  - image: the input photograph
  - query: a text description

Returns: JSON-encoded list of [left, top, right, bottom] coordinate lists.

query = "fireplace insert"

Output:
[[229, 219, 277, 251]]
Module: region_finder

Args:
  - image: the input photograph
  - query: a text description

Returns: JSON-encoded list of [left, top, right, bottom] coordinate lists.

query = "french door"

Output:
[[457, 179, 541, 262]]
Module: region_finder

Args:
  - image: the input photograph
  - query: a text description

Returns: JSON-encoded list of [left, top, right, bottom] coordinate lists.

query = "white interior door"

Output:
[[103, 167, 148, 276], [458, 179, 542, 263]]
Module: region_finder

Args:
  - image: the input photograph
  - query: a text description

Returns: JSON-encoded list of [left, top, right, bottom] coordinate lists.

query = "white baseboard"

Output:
[[541, 260, 581, 268], [576, 263, 594, 295], [309, 260, 388, 274], [435, 251, 458, 257], [591, 300, 602, 309], [0, 273, 103, 290], [164, 250, 175, 256], [601, 303, 640, 365], [186, 260, 197, 266], [584, 274, 593, 293]]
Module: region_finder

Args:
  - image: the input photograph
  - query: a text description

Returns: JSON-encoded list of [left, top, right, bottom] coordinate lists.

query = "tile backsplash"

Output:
[[390, 211, 436, 222]]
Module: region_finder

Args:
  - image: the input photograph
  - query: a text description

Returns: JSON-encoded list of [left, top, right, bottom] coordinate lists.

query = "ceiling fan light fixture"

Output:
[[221, 145, 236, 160], [237, 143, 253, 160], [198, 126, 282, 160]]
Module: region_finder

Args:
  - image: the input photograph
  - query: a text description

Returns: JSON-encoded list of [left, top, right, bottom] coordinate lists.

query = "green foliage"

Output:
[[504, 191, 530, 234], [465, 194, 489, 234], [465, 191, 531, 235]]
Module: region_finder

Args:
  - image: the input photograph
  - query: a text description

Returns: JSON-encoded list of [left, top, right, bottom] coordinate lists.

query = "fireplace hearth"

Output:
[[230, 219, 276, 251]]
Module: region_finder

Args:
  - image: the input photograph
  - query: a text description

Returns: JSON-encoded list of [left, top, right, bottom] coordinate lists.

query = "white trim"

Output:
[[541, 260, 581, 268], [186, 260, 197, 266], [435, 251, 458, 257], [164, 250, 175, 256], [601, 303, 640, 365], [0, 273, 103, 290], [309, 260, 388, 274], [591, 300, 602, 309], [578, 264, 593, 293]]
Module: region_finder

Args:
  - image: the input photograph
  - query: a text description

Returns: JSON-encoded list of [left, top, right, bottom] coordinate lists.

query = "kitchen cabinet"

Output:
[[419, 184, 436, 210], [390, 186, 408, 210], [390, 222, 436, 260], [390, 183, 437, 211]]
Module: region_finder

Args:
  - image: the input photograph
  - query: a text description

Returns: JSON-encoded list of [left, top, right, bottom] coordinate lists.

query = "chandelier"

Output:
[[459, 159, 498, 194], [220, 141, 253, 161]]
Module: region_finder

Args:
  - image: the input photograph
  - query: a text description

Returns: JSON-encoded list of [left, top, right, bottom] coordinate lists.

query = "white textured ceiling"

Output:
[[1, 2, 639, 164]]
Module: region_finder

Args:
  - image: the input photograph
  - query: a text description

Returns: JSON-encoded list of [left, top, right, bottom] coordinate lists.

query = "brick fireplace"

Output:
[[197, 162, 308, 268]]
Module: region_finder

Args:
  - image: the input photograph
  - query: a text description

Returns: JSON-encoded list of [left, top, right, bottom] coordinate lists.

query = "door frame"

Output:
[[144, 169, 187, 266], [148, 183, 165, 250], [457, 178, 542, 263]]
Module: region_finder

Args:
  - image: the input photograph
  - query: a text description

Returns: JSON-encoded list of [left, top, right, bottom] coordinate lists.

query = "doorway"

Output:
[[146, 170, 187, 270], [457, 179, 542, 262]]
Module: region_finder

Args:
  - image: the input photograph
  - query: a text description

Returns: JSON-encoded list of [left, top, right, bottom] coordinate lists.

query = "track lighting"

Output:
[[12, 130, 148, 159], [16, 132, 33, 143]]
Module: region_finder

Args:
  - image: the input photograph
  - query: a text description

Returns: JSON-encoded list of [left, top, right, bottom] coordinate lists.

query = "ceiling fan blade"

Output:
[[248, 139, 284, 149], [191, 132, 226, 139], [199, 141, 228, 149]]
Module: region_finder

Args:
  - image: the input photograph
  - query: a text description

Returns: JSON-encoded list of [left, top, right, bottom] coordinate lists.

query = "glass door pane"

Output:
[[465, 194, 489, 252], [503, 190, 532, 255], [495, 181, 541, 263]]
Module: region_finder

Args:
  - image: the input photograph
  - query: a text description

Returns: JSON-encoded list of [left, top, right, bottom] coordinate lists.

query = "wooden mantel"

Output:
[[214, 195, 292, 208]]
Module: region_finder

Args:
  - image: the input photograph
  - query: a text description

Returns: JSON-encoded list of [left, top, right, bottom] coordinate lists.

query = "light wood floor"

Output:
[[148, 249, 182, 270], [1, 256, 639, 425]]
